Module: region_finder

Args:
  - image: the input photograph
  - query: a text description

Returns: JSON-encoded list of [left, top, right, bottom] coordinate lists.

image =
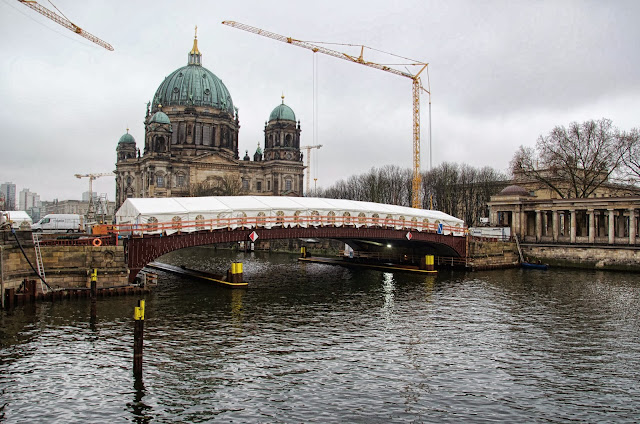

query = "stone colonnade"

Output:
[[489, 197, 640, 245]]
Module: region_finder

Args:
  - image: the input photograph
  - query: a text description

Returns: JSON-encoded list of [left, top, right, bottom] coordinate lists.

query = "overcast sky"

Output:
[[1, 0, 639, 202]]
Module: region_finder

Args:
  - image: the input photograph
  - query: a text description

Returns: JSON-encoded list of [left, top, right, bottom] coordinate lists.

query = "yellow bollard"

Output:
[[133, 299, 145, 376], [425, 255, 434, 271]]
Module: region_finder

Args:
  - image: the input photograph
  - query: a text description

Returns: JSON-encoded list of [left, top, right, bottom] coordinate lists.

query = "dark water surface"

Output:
[[1, 247, 640, 423]]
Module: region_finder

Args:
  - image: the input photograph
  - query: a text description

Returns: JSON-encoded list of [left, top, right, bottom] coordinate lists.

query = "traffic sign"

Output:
[[249, 231, 259, 242]]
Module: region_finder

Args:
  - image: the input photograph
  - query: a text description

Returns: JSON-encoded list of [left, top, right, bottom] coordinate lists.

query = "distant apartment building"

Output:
[[42, 199, 116, 220], [1, 182, 16, 210], [19, 188, 41, 211]]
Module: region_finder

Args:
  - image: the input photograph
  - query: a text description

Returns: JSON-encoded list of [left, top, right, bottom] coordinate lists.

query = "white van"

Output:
[[32, 214, 85, 233]]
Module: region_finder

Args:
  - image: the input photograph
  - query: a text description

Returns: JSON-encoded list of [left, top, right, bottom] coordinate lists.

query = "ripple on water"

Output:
[[1, 250, 640, 422]]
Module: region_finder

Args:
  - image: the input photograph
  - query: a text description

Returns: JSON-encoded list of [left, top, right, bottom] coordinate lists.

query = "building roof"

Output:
[[152, 37, 234, 116], [498, 185, 530, 196], [118, 131, 135, 144], [150, 111, 171, 124], [269, 97, 296, 122]]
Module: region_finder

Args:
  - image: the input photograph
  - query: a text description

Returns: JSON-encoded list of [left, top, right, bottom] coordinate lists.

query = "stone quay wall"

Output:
[[467, 239, 520, 270], [523, 244, 640, 272], [1, 242, 129, 292]]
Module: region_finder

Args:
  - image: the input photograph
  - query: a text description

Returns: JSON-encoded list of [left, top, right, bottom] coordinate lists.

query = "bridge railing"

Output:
[[110, 214, 467, 237]]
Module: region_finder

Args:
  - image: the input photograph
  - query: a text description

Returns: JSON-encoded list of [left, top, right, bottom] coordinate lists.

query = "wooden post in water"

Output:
[[300, 246, 307, 258], [90, 268, 98, 322], [133, 300, 145, 377], [4, 288, 15, 309]]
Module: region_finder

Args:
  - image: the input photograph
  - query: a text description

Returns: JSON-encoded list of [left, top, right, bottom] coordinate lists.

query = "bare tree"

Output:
[[189, 174, 244, 196], [619, 128, 640, 184], [510, 118, 631, 198]]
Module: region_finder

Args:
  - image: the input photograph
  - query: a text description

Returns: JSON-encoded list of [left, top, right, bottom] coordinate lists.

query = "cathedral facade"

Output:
[[115, 34, 305, 209]]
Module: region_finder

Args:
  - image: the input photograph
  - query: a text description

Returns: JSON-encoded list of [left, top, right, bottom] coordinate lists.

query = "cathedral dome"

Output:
[[150, 111, 171, 124], [152, 35, 234, 116], [118, 131, 135, 144], [269, 98, 296, 122]]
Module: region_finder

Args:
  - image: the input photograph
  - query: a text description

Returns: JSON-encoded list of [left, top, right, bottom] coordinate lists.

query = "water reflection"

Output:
[[1, 248, 640, 422]]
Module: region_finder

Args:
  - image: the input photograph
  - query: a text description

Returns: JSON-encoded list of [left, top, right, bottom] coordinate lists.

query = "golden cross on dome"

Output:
[[281, 93, 285, 104]]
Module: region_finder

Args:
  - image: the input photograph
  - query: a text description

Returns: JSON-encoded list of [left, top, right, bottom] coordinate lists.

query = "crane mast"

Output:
[[300, 144, 322, 195], [18, 0, 114, 51], [75, 172, 115, 220], [222, 20, 430, 208]]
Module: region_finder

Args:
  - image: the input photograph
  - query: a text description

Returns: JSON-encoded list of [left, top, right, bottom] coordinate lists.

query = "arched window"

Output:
[[172, 216, 182, 230], [372, 213, 380, 226], [294, 210, 302, 226], [311, 210, 320, 225], [195, 214, 205, 231], [327, 211, 336, 225], [423, 218, 430, 231], [358, 212, 366, 225], [343, 211, 351, 225], [146, 216, 158, 232], [385, 214, 393, 227], [285, 134, 292, 146], [276, 210, 285, 225], [257, 211, 266, 227], [411, 217, 418, 229], [398, 215, 406, 228]]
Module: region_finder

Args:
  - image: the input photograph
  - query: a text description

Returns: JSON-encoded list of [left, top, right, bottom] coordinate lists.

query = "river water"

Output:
[[1, 247, 640, 423]]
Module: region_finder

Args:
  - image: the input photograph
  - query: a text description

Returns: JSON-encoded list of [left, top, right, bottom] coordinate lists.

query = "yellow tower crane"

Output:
[[74, 172, 115, 220], [18, 0, 114, 51], [222, 20, 430, 208], [300, 144, 322, 195]]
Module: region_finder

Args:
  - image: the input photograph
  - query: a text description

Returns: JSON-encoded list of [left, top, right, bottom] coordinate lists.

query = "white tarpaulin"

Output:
[[115, 196, 465, 235]]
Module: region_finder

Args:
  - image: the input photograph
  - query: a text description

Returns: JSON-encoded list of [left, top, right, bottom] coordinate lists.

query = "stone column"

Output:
[[588, 209, 595, 243], [570, 209, 577, 244], [630, 208, 637, 245], [535, 210, 542, 241], [552, 210, 559, 242], [608, 208, 615, 244], [214, 125, 221, 147]]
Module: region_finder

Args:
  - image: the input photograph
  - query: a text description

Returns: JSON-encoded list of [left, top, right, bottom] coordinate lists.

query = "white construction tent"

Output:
[[115, 196, 466, 235], [0, 210, 33, 230]]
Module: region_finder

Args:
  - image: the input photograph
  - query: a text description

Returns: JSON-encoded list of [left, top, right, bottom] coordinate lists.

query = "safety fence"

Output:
[[112, 214, 468, 237]]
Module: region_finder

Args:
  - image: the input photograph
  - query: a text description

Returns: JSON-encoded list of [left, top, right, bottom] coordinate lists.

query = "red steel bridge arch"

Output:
[[124, 226, 467, 282]]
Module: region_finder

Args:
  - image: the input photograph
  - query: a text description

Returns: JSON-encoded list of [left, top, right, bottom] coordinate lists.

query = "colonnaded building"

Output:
[[115, 33, 305, 209]]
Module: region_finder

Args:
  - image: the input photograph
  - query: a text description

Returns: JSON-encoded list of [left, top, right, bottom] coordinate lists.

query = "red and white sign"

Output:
[[406, 232, 412, 240], [249, 231, 259, 242]]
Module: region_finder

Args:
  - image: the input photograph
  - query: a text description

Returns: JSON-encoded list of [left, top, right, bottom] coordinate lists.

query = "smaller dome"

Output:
[[150, 111, 171, 124], [118, 131, 135, 144], [269, 96, 296, 122], [499, 185, 530, 196]]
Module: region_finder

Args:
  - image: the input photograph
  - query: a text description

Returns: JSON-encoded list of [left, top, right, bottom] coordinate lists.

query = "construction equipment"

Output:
[[74, 173, 115, 220], [301, 144, 322, 195], [222, 20, 431, 208], [17, 0, 114, 51]]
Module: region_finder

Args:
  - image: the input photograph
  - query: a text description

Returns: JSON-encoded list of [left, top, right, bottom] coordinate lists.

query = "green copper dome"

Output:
[[150, 111, 171, 124], [118, 132, 135, 144], [152, 36, 234, 116], [269, 102, 296, 122]]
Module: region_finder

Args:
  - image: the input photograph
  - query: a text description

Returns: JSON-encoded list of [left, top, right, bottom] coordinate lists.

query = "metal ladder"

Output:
[[31, 232, 47, 292]]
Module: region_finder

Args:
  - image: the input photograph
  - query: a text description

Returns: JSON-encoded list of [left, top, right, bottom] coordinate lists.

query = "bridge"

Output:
[[111, 196, 468, 282]]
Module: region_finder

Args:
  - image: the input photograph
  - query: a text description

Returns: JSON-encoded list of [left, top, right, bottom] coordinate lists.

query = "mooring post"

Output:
[[300, 246, 307, 258], [426, 255, 435, 271], [90, 268, 98, 321], [133, 299, 145, 377], [4, 288, 15, 310], [229, 262, 243, 284]]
